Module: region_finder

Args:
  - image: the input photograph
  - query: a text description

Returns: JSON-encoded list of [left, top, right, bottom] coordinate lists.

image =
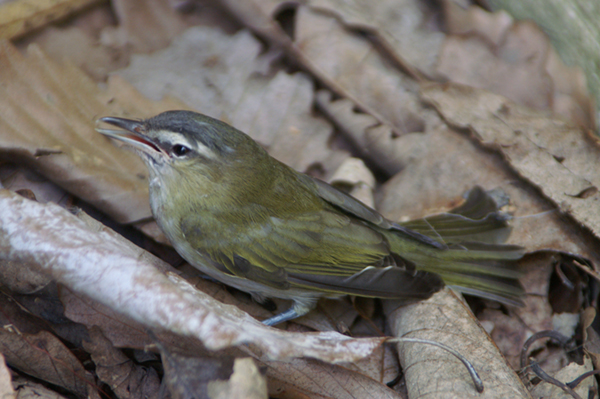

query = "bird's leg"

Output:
[[262, 308, 301, 326], [261, 298, 317, 326]]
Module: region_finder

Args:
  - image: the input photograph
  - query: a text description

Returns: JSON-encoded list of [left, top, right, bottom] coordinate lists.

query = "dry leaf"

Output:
[[205, 358, 267, 399], [0, 353, 14, 399], [376, 90, 600, 270], [264, 357, 403, 399], [530, 355, 596, 399], [0, 329, 96, 398], [218, 1, 426, 136], [83, 327, 161, 399], [384, 288, 530, 398], [421, 83, 600, 250], [479, 254, 555, 368], [0, 40, 190, 226], [315, 90, 415, 175], [27, 25, 124, 81], [13, 378, 69, 399], [0, 190, 385, 363], [103, 0, 189, 53], [487, 0, 600, 131], [440, 4, 594, 129], [0, 0, 101, 40], [308, 0, 445, 77], [117, 26, 347, 176]]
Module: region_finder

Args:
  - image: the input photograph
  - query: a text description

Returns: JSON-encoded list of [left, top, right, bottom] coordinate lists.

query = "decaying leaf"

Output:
[[0, 329, 96, 398], [0, 40, 190, 225], [479, 254, 555, 369], [264, 357, 403, 399], [83, 327, 161, 399], [308, 0, 445, 78], [529, 355, 596, 399], [0, 190, 386, 364], [487, 0, 600, 131], [13, 378, 70, 399], [0, 353, 14, 399], [315, 89, 425, 175], [384, 288, 530, 398], [117, 25, 347, 177], [440, 3, 594, 129], [206, 358, 267, 399], [421, 83, 600, 250], [104, 0, 189, 53], [0, 0, 102, 40]]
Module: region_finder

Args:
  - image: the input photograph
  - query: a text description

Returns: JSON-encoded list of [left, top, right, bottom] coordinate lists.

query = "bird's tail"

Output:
[[389, 187, 525, 306]]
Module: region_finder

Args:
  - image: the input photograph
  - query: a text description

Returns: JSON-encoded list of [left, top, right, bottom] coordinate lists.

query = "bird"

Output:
[[96, 110, 524, 326]]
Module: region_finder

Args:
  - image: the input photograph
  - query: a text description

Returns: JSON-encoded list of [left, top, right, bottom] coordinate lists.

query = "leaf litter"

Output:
[[1, 0, 600, 398]]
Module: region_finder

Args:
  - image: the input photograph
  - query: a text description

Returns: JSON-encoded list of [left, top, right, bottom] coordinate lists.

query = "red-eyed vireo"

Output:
[[96, 110, 524, 326]]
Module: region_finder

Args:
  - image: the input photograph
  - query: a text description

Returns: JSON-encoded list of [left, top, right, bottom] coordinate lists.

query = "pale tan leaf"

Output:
[[117, 26, 347, 176], [308, 0, 444, 78], [0, 40, 189, 226], [264, 357, 403, 399], [0, 353, 15, 399], [377, 95, 600, 269], [421, 83, 600, 248], [104, 0, 189, 53], [217, 1, 425, 137], [315, 89, 416, 175], [294, 7, 423, 135], [206, 358, 268, 399], [487, 0, 600, 131], [0, 190, 385, 363], [0, 0, 101, 40], [384, 288, 530, 399], [440, 4, 594, 129]]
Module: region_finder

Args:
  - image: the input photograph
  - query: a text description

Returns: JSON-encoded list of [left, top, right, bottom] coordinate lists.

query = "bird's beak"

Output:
[[96, 116, 165, 155]]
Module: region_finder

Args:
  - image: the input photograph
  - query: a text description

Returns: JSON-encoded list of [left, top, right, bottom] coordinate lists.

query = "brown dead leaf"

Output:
[[0, 353, 14, 399], [0, 329, 96, 398], [83, 327, 160, 399], [155, 342, 237, 399], [264, 357, 403, 399], [440, 3, 594, 129], [27, 25, 124, 81], [315, 89, 425, 175], [377, 105, 600, 270], [479, 254, 555, 369], [117, 26, 347, 176], [218, 1, 426, 136], [384, 288, 530, 398], [308, 0, 445, 78], [421, 83, 600, 254], [0, 189, 385, 363], [530, 355, 596, 399], [103, 0, 189, 53], [0, 39, 190, 226], [13, 378, 69, 399], [293, 6, 423, 135], [0, 0, 102, 40]]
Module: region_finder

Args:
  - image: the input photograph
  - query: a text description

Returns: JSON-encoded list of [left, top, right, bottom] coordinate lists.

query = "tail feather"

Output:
[[399, 187, 513, 245], [389, 187, 525, 306]]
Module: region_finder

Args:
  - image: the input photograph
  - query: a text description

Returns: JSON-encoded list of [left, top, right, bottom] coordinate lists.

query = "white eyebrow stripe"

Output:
[[156, 130, 216, 159]]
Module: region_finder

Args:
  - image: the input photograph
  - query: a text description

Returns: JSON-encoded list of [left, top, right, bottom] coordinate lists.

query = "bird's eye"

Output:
[[172, 144, 190, 157]]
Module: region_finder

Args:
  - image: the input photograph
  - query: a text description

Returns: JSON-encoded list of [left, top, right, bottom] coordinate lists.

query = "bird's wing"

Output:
[[181, 206, 393, 290], [308, 176, 446, 248]]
